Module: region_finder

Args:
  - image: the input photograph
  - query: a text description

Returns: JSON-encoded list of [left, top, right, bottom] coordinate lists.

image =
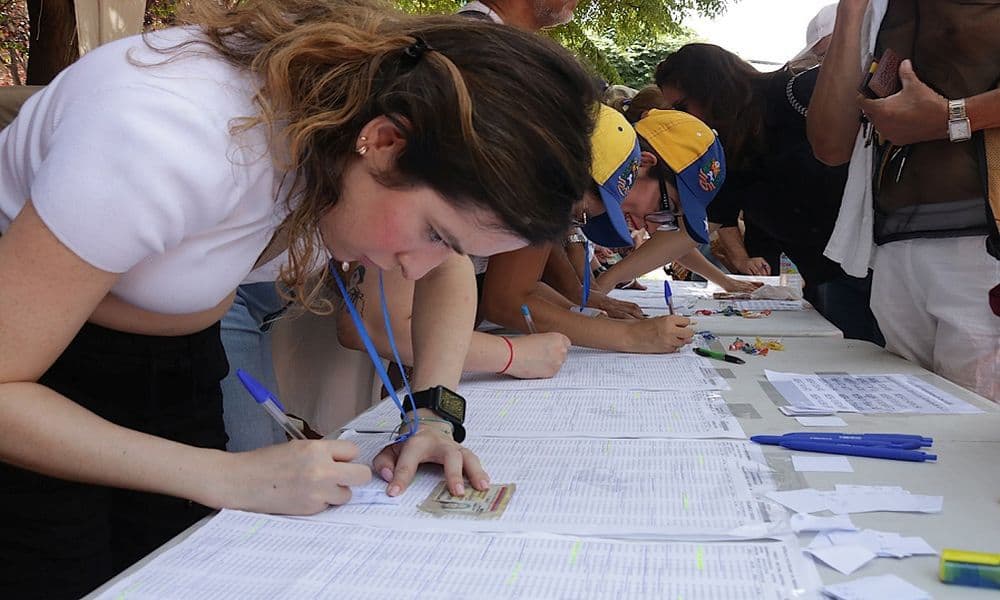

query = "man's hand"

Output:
[[858, 59, 949, 146], [734, 256, 771, 276]]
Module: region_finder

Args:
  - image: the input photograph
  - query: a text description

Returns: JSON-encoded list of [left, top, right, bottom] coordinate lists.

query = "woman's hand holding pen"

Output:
[[505, 332, 571, 379], [221, 439, 372, 515], [373, 409, 490, 498], [627, 315, 694, 353]]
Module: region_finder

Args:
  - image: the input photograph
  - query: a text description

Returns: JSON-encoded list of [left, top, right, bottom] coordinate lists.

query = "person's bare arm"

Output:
[[716, 226, 771, 276], [593, 228, 698, 293], [808, 0, 869, 166], [859, 61, 1000, 146], [0, 203, 370, 515], [674, 247, 762, 293]]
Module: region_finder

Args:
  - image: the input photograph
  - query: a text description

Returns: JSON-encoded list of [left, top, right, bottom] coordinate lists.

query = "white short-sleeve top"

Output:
[[0, 28, 292, 314]]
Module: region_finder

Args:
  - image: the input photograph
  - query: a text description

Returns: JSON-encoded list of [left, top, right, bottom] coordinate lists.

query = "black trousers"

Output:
[[0, 322, 229, 599]]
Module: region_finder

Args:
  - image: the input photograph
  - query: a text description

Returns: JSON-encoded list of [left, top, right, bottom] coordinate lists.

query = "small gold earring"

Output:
[[341, 261, 350, 272]]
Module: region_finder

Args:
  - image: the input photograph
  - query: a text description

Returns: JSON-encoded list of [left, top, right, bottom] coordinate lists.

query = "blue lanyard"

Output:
[[330, 262, 418, 442], [580, 240, 590, 312]]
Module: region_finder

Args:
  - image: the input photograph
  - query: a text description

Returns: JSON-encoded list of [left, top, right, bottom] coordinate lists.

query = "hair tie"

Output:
[[402, 37, 432, 66]]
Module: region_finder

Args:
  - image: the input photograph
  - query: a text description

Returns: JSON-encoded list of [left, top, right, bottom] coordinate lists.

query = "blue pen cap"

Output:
[[236, 368, 287, 412], [520, 304, 531, 317], [663, 280, 673, 298]]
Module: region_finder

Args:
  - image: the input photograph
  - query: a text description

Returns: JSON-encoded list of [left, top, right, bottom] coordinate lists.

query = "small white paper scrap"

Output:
[[805, 544, 876, 575], [346, 488, 401, 505], [767, 489, 830, 514], [822, 574, 931, 600], [780, 406, 835, 417], [790, 513, 857, 533], [795, 416, 848, 427], [813, 529, 937, 559], [792, 455, 854, 473]]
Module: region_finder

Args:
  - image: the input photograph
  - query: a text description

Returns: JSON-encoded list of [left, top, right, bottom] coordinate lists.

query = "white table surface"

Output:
[[612, 278, 845, 338], [86, 339, 1000, 599]]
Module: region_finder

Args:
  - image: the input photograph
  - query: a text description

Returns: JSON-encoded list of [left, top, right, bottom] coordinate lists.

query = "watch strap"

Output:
[[402, 386, 467, 443]]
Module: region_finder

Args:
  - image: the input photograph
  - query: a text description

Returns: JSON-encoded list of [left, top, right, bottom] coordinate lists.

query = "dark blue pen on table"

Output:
[[751, 433, 936, 462], [663, 280, 675, 315], [236, 368, 308, 440]]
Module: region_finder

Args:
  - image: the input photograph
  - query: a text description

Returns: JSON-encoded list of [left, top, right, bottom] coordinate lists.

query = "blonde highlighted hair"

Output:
[[158, 0, 597, 312]]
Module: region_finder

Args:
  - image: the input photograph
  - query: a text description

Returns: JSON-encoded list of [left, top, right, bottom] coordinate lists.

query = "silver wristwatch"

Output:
[[948, 98, 971, 142]]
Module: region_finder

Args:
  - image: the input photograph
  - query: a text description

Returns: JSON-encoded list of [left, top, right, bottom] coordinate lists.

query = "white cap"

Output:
[[791, 3, 838, 61]]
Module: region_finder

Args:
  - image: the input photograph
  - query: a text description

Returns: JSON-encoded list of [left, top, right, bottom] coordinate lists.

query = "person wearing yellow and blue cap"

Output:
[[584, 109, 761, 294], [475, 105, 695, 353]]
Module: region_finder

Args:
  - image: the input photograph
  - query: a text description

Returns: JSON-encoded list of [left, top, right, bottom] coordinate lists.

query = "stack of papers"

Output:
[[95, 511, 821, 600], [765, 371, 984, 414], [766, 485, 943, 515], [463, 350, 730, 392], [317, 432, 786, 539], [344, 390, 746, 439]]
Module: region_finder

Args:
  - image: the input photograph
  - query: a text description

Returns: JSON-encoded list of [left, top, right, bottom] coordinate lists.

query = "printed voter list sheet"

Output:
[[346, 390, 746, 439], [97, 511, 821, 600], [765, 371, 984, 414], [463, 349, 730, 392], [313, 432, 785, 539]]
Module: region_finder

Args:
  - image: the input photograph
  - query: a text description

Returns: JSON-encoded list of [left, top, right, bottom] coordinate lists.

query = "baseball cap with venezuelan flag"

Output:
[[579, 104, 643, 248], [634, 109, 725, 244]]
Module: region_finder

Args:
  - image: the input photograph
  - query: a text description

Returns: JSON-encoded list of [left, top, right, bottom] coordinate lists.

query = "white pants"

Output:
[[871, 236, 1000, 402]]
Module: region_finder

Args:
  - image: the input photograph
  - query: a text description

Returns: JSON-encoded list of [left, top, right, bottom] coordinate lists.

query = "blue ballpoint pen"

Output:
[[751, 435, 923, 450], [236, 368, 308, 440], [777, 439, 937, 462], [781, 432, 933, 446], [520, 304, 538, 334], [663, 280, 675, 315]]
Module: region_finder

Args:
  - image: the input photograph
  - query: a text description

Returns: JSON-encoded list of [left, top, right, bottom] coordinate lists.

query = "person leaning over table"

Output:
[[339, 105, 693, 359], [216, 0, 591, 456], [655, 43, 885, 345], [0, 0, 601, 595], [583, 106, 762, 295]]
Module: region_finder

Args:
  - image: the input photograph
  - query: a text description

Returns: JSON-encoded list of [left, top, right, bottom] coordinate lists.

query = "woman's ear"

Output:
[[638, 151, 658, 176], [357, 115, 408, 169]]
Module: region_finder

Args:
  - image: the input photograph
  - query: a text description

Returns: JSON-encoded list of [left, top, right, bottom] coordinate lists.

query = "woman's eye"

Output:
[[428, 227, 445, 244]]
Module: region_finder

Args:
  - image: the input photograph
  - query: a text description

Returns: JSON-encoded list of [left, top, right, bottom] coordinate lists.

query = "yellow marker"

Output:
[[506, 562, 523, 585], [569, 541, 582, 565], [696, 547, 705, 571], [683, 493, 690, 510]]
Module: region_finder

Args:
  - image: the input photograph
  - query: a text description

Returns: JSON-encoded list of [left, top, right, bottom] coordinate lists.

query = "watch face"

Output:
[[438, 388, 467, 422], [950, 119, 971, 141]]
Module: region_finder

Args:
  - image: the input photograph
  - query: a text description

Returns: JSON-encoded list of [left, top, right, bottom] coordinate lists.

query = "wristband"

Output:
[[497, 336, 514, 374]]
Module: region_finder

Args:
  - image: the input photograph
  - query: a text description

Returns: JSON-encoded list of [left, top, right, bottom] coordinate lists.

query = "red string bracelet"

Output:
[[497, 336, 514, 374]]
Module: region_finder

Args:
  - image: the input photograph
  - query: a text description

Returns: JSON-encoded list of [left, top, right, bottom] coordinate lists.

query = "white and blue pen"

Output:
[[236, 368, 307, 440], [663, 280, 675, 315]]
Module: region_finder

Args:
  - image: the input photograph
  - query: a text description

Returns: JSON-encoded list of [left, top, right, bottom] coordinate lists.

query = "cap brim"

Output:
[[674, 137, 726, 245], [581, 185, 635, 248]]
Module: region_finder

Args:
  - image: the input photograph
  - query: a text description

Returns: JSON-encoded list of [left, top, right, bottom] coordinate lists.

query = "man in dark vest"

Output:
[[809, 0, 1000, 402]]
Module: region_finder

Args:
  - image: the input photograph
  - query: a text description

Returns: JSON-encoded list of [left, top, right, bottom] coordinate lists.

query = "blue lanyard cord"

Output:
[[330, 262, 417, 443], [580, 240, 590, 312]]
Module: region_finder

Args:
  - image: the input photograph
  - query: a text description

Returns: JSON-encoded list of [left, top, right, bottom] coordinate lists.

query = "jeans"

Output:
[[220, 282, 290, 451]]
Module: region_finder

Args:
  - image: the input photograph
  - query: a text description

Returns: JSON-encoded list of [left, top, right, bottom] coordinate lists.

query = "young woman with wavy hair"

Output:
[[0, 0, 597, 594]]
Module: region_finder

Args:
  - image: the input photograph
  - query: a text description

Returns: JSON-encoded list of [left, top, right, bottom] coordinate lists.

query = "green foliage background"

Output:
[[395, 0, 721, 87]]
